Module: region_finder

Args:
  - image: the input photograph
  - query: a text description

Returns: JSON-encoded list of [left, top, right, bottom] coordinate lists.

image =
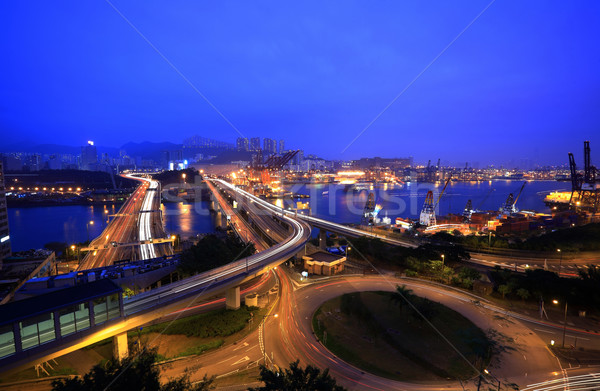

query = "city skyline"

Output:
[[2, 2, 600, 165]]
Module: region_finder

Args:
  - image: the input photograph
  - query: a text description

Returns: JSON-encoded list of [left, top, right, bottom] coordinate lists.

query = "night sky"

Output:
[[1, 1, 599, 165]]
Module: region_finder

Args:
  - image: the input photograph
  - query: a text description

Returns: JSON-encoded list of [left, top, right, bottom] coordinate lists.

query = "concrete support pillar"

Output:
[[319, 229, 327, 250], [215, 210, 223, 228], [113, 332, 129, 362], [226, 286, 240, 310]]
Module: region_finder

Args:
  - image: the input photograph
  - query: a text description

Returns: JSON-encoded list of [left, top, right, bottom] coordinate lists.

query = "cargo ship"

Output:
[[544, 191, 573, 211]]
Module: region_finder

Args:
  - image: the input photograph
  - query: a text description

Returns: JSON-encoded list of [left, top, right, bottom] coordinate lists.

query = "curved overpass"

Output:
[[212, 179, 416, 248], [0, 180, 310, 375], [214, 179, 598, 274]]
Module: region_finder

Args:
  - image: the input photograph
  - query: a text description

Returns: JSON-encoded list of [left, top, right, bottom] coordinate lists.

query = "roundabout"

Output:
[[267, 269, 563, 390], [312, 290, 492, 382]]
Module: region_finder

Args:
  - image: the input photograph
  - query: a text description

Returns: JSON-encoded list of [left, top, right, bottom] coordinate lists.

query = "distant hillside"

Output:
[[120, 141, 182, 160], [0, 143, 118, 156], [3, 169, 138, 189], [204, 150, 253, 164]]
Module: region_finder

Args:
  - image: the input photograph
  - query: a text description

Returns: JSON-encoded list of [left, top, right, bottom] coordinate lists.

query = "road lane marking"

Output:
[[233, 342, 249, 351], [566, 334, 589, 340], [232, 356, 250, 365], [216, 356, 235, 365], [534, 328, 555, 334]]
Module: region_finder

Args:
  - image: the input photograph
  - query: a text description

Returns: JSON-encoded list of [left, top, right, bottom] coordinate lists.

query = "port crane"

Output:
[[419, 175, 451, 226], [500, 181, 526, 216], [361, 192, 382, 226], [247, 150, 299, 189], [568, 141, 599, 211], [462, 199, 473, 222]]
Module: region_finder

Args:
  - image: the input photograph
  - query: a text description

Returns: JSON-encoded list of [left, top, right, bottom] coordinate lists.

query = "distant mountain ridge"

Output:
[[0, 141, 181, 159], [119, 141, 182, 160]]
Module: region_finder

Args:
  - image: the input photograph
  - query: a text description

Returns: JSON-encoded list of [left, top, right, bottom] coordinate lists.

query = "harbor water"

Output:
[[6, 181, 568, 251]]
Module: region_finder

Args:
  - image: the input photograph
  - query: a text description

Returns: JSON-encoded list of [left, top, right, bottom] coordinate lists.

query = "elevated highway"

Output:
[[79, 175, 170, 270], [0, 180, 310, 375], [213, 178, 599, 276]]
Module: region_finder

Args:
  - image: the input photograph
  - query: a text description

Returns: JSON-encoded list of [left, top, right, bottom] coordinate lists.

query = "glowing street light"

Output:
[[86, 220, 94, 242], [552, 299, 568, 348]]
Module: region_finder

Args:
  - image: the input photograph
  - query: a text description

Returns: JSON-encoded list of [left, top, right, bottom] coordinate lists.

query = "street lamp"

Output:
[[441, 254, 445, 266], [86, 220, 94, 242], [261, 313, 279, 367], [182, 173, 186, 185], [557, 249, 562, 277], [553, 299, 568, 348]]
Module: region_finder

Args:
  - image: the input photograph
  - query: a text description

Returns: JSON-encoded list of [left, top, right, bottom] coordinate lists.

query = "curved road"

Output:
[[265, 269, 596, 390]]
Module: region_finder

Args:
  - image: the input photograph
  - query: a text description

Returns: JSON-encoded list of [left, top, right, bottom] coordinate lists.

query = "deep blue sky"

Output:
[[1, 1, 599, 165]]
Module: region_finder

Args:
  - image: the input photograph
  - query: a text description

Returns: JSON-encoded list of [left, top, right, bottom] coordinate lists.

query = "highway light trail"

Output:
[[213, 179, 416, 248], [129, 175, 158, 261], [123, 181, 310, 315], [522, 373, 600, 390]]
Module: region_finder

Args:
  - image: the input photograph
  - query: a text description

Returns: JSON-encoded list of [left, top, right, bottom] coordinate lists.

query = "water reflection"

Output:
[[162, 201, 214, 238]]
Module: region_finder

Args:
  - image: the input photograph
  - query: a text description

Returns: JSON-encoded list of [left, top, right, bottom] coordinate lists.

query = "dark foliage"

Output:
[[249, 360, 346, 391], [349, 236, 469, 269], [51, 348, 213, 391], [432, 223, 600, 252], [178, 233, 255, 276], [152, 168, 199, 186], [44, 241, 67, 256], [489, 265, 600, 313]]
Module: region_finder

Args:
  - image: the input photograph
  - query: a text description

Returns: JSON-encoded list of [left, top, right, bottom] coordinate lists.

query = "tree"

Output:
[[51, 348, 213, 391], [390, 284, 414, 313], [249, 360, 346, 391], [498, 284, 512, 299], [516, 288, 530, 301], [457, 267, 481, 289], [178, 233, 255, 276], [429, 260, 453, 283], [44, 241, 67, 257]]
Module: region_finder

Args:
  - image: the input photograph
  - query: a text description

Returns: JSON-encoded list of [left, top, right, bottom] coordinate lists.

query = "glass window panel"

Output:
[[0, 325, 15, 358], [93, 296, 108, 325], [20, 320, 40, 350], [75, 302, 90, 331], [19, 313, 55, 350], [107, 294, 120, 320], [59, 306, 77, 337], [38, 313, 55, 344]]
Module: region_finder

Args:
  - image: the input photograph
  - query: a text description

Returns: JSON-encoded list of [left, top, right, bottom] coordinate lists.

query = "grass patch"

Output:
[[313, 291, 492, 382], [178, 339, 224, 357], [132, 305, 259, 338]]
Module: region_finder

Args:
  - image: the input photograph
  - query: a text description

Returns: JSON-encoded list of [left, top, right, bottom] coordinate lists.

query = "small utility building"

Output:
[[302, 251, 346, 276]]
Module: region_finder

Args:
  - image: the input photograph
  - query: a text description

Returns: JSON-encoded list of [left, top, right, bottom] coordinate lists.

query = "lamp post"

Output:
[[557, 248, 562, 277], [441, 254, 445, 266], [553, 299, 568, 348], [262, 313, 279, 367], [86, 220, 94, 242], [171, 235, 177, 251], [182, 173, 186, 185]]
